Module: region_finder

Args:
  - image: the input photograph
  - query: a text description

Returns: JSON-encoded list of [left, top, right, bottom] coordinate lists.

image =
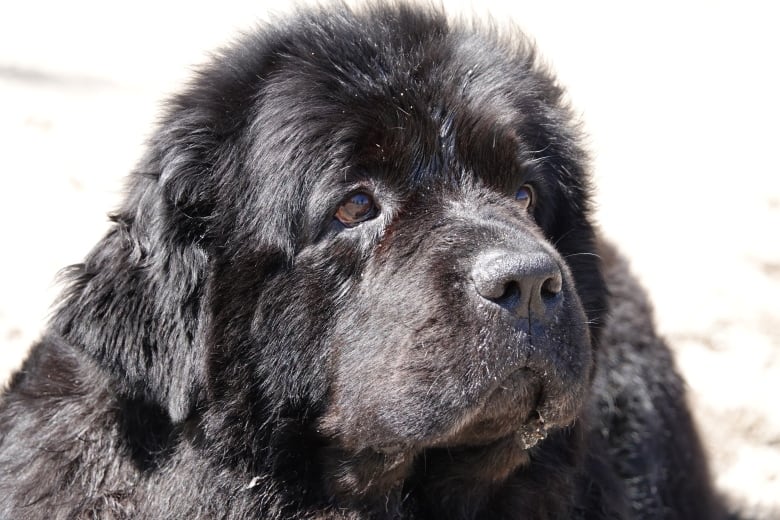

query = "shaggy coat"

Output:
[[0, 4, 724, 519]]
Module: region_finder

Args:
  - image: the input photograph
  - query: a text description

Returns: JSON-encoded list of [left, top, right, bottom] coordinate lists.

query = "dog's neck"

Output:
[[315, 427, 584, 519]]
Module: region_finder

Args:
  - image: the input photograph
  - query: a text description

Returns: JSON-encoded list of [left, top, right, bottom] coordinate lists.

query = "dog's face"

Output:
[[74, 5, 606, 500]]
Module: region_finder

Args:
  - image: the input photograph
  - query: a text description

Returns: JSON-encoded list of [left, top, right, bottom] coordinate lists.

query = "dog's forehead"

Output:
[[260, 25, 545, 191]]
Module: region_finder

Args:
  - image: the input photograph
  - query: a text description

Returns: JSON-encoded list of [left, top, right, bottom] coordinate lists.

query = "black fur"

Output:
[[0, 3, 724, 519]]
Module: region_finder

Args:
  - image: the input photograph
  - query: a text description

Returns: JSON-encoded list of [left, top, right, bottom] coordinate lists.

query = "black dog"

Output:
[[0, 4, 725, 519]]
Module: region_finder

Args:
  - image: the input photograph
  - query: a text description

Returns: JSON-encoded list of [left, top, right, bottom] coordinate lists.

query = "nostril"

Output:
[[540, 272, 563, 301], [496, 281, 521, 305]]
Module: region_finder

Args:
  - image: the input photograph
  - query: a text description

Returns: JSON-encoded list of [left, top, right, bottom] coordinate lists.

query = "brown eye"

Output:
[[335, 192, 378, 227], [515, 185, 534, 211]]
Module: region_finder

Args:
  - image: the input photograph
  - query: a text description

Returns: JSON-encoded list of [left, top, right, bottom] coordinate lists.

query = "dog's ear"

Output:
[[53, 160, 212, 423], [51, 40, 286, 422]]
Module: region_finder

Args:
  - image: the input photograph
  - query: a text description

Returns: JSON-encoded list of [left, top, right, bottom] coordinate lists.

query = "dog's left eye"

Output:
[[335, 192, 378, 227], [515, 185, 535, 211]]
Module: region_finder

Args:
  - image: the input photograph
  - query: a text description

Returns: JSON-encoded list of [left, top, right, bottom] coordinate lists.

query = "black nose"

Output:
[[471, 250, 563, 318]]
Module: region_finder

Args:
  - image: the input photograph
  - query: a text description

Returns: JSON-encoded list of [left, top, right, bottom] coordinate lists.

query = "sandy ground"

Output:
[[1, 1, 778, 516]]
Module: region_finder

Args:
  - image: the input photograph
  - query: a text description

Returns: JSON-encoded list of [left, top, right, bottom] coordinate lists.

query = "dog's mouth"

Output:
[[410, 399, 555, 485], [429, 368, 558, 451], [319, 366, 584, 495]]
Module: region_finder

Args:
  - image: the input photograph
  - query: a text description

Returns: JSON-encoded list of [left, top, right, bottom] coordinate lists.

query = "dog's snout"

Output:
[[471, 250, 563, 318]]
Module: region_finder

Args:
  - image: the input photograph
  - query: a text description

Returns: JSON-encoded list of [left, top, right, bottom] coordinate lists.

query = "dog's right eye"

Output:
[[335, 192, 378, 227]]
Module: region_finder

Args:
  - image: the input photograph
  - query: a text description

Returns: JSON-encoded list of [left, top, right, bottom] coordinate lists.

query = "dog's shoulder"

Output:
[[587, 239, 725, 519]]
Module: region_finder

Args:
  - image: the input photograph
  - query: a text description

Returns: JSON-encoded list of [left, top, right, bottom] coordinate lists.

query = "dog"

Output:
[[0, 3, 725, 519]]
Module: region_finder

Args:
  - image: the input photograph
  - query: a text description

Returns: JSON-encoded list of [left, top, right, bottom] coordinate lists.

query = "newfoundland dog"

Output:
[[0, 3, 725, 519]]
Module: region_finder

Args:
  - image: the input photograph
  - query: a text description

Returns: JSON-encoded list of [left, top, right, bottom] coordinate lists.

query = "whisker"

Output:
[[563, 252, 602, 260]]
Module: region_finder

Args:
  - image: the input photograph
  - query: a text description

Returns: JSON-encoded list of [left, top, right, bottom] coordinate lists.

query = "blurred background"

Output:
[[1, 1, 778, 516]]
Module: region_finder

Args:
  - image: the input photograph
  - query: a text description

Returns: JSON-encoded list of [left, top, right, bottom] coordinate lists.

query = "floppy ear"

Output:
[[52, 148, 213, 423], [52, 28, 313, 421], [51, 50, 272, 421]]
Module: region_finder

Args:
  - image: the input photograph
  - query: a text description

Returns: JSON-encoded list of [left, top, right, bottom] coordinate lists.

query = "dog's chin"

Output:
[[441, 412, 552, 451], [413, 403, 556, 485], [413, 383, 572, 484], [320, 373, 580, 498], [429, 368, 547, 447], [421, 429, 545, 486]]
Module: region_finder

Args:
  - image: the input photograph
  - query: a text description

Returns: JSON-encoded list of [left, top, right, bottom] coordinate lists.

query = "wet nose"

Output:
[[471, 250, 563, 318]]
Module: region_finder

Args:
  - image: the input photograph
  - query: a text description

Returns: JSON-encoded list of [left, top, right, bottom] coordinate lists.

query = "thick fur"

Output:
[[0, 4, 724, 519]]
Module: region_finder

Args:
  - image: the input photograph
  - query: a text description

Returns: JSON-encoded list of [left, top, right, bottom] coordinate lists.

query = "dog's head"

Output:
[[56, 3, 607, 500]]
